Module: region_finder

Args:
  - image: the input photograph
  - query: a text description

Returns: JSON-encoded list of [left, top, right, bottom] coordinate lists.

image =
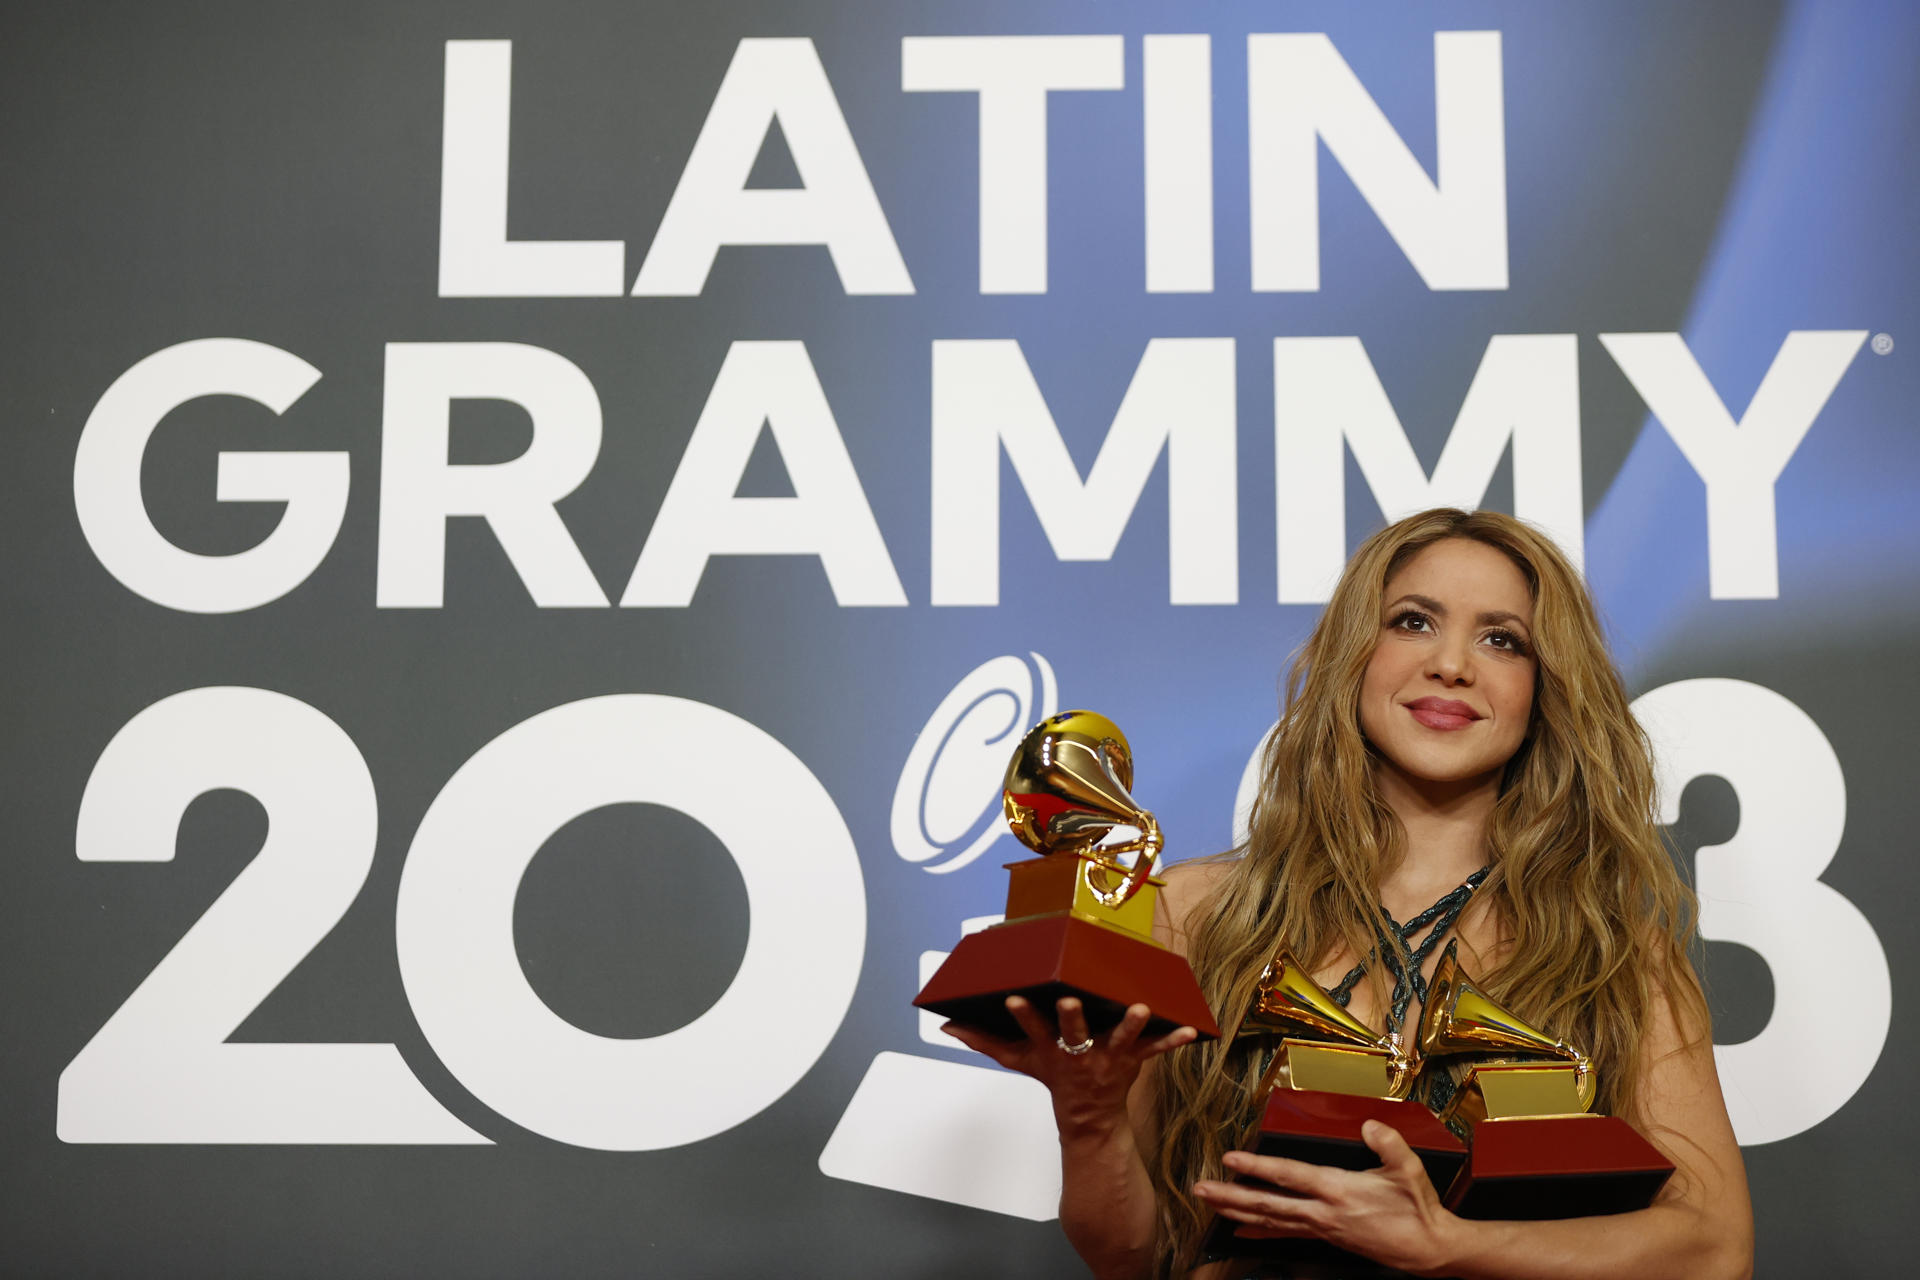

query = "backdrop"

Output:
[[3, 2, 1913, 1276]]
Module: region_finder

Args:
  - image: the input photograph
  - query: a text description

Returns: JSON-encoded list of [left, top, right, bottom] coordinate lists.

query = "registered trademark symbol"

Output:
[[1871, 333, 1894, 355]]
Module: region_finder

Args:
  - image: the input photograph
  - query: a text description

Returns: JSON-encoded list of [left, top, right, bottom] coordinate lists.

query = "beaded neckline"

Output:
[[1327, 866, 1490, 1034]]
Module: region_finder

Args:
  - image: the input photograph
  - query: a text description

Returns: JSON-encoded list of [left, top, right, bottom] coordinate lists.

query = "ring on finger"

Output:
[[1056, 1034, 1096, 1056]]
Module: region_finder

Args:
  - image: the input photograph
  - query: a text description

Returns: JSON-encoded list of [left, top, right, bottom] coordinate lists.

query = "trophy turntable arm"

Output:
[[1081, 814, 1164, 909]]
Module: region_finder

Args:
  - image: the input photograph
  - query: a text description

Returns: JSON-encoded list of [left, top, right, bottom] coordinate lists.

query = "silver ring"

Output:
[[1056, 1034, 1096, 1056]]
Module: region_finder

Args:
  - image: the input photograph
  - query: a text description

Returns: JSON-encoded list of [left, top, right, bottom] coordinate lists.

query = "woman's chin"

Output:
[[1376, 753, 1504, 793]]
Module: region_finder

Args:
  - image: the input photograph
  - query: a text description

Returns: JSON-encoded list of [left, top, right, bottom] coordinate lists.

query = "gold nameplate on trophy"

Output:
[[1448, 1063, 1592, 1123], [913, 711, 1219, 1042], [1415, 940, 1673, 1220]]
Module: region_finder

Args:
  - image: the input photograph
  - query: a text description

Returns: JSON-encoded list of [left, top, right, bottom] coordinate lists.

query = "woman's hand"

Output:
[[940, 996, 1197, 1138], [1192, 1119, 1465, 1277]]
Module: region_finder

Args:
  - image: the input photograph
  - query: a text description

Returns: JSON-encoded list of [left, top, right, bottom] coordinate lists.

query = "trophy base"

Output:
[[1200, 1090, 1466, 1267], [912, 915, 1219, 1042], [1445, 1115, 1674, 1220]]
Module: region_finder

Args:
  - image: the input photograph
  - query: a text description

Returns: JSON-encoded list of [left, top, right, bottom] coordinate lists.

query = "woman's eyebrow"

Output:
[[1385, 594, 1531, 632]]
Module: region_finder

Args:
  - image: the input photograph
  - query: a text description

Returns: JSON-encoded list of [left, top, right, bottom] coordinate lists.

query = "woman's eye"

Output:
[[1485, 630, 1528, 653], [1390, 611, 1431, 633]]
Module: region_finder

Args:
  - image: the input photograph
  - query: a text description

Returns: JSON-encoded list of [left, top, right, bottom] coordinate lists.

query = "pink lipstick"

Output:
[[1405, 698, 1481, 731]]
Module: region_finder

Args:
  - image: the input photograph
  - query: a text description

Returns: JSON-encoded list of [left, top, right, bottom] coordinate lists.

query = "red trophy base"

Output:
[[913, 915, 1219, 1043], [1445, 1115, 1673, 1220], [1201, 1090, 1467, 1269]]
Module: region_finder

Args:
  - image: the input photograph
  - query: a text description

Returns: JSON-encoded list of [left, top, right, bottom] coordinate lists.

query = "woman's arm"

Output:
[[939, 862, 1225, 1280], [1054, 1000, 1179, 1277], [1432, 971, 1752, 1280], [1194, 968, 1754, 1280], [941, 996, 1190, 1280]]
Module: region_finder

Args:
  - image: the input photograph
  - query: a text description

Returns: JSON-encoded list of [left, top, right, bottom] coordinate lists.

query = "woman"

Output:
[[942, 508, 1753, 1279]]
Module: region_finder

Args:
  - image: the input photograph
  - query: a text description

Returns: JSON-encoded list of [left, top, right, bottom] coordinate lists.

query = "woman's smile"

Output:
[[1403, 696, 1483, 731]]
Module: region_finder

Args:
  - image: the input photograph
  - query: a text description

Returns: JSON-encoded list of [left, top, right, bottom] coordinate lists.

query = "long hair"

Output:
[[1144, 508, 1705, 1276]]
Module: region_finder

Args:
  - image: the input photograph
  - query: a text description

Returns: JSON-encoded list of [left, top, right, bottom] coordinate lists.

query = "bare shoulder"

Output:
[[1154, 857, 1240, 957]]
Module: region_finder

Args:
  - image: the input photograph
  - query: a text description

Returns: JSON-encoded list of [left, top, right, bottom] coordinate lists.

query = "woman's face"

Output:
[[1358, 537, 1538, 790]]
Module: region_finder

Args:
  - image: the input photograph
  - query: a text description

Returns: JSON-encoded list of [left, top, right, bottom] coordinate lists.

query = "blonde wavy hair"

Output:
[[1145, 508, 1706, 1276]]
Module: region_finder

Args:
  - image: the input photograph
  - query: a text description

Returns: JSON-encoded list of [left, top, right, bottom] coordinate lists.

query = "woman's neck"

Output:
[[1373, 761, 1499, 916]]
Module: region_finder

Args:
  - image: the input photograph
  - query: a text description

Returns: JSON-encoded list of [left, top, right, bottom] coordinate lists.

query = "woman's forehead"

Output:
[[1382, 539, 1535, 618]]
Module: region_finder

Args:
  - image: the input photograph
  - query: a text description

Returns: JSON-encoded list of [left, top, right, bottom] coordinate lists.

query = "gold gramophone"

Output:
[[913, 711, 1218, 1042], [1244, 949, 1419, 1100], [1202, 952, 1465, 1266], [1415, 941, 1673, 1219], [1416, 939, 1596, 1128]]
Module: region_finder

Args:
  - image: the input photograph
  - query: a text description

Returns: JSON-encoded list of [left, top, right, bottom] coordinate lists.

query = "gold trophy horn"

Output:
[[1241, 949, 1416, 1101], [1416, 940, 1595, 1126], [1002, 711, 1163, 908]]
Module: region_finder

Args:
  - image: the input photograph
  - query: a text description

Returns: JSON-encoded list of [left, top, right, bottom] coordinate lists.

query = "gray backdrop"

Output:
[[3, 2, 1914, 1276]]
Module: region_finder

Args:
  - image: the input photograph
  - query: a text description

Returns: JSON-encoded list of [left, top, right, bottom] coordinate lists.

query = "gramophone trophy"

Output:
[[1415, 940, 1673, 1219], [1202, 950, 1465, 1267], [913, 711, 1219, 1043]]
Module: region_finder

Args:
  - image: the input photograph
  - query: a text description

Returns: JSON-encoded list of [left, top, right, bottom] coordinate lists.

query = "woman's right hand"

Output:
[[940, 996, 1198, 1138]]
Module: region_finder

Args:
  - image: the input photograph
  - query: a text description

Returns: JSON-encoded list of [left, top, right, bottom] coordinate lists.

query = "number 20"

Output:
[[60, 686, 867, 1150]]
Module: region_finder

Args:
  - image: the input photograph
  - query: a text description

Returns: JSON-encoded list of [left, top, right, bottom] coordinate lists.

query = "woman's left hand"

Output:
[[1192, 1119, 1464, 1278]]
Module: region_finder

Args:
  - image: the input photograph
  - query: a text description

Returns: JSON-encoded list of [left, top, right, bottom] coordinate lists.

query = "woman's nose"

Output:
[[1427, 640, 1473, 684]]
